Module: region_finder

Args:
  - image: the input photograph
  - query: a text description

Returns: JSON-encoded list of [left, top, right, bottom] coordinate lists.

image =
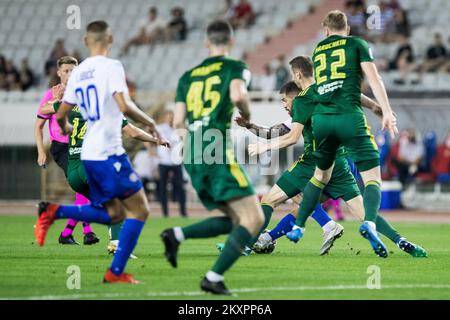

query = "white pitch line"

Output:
[[1, 283, 450, 300]]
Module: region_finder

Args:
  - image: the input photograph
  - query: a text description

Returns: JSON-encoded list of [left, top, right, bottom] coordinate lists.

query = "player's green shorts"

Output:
[[276, 156, 360, 202], [311, 112, 380, 172], [67, 159, 90, 198], [184, 151, 254, 211]]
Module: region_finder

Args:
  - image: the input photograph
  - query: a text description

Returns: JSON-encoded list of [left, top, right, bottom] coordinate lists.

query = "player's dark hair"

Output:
[[279, 81, 300, 95], [86, 20, 109, 34], [323, 10, 348, 31], [57, 56, 78, 68], [289, 56, 314, 78], [207, 20, 233, 45]]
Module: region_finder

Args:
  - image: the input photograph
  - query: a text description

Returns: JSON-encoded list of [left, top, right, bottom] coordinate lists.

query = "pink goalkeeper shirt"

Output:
[[37, 89, 69, 144]]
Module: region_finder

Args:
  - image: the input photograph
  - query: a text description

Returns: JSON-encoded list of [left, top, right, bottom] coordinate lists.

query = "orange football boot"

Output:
[[35, 202, 59, 246], [103, 269, 141, 284]]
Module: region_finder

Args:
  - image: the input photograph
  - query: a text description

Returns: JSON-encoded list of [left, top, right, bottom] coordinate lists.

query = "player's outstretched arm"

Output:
[[122, 123, 169, 147], [234, 116, 291, 139], [113, 92, 160, 138], [230, 79, 250, 121], [361, 62, 398, 138], [248, 123, 303, 156]]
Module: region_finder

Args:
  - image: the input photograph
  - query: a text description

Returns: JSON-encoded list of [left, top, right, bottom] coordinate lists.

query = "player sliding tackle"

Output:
[[160, 20, 268, 295], [34, 21, 169, 284], [249, 57, 426, 258]]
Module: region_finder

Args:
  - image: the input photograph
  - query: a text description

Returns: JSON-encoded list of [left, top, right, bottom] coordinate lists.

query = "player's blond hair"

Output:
[[322, 10, 348, 31], [57, 56, 78, 68]]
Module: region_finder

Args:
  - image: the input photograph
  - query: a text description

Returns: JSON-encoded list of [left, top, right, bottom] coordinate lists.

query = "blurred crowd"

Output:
[[0, 56, 35, 91], [346, 0, 450, 85]]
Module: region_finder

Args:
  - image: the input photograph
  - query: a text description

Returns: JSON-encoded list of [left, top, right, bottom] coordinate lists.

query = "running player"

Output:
[[35, 56, 98, 245], [287, 11, 400, 257], [34, 20, 168, 284], [249, 57, 426, 257], [39, 75, 162, 258], [160, 20, 267, 295]]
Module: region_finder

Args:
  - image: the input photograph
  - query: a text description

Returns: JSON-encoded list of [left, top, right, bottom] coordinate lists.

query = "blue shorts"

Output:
[[346, 157, 362, 182], [83, 154, 143, 206]]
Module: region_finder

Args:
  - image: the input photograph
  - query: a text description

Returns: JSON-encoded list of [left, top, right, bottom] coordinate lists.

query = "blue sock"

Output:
[[310, 203, 332, 227], [111, 219, 145, 275], [55, 205, 112, 225], [268, 213, 296, 240]]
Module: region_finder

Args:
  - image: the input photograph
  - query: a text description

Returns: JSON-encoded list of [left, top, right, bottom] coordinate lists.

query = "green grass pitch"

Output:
[[0, 215, 449, 300]]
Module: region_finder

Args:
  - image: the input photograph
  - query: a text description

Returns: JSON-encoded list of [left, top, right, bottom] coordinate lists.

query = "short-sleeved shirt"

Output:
[[312, 35, 374, 114], [53, 102, 128, 161], [37, 89, 69, 144], [175, 55, 251, 164], [291, 84, 345, 159], [63, 55, 129, 161]]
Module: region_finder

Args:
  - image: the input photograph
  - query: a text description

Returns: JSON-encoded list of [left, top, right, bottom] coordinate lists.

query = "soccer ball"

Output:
[[252, 230, 277, 254]]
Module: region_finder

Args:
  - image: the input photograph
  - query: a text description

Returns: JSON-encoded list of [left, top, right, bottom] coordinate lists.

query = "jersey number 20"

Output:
[[75, 85, 100, 121]]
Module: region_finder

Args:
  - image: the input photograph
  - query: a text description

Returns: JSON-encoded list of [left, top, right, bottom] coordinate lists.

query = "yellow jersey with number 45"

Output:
[[312, 35, 374, 115], [175, 55, 251, 163]]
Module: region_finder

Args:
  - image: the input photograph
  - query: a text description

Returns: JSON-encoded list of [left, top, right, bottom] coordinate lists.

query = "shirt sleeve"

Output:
[[37, 90, 53, 119], [62, 74, 77, 106], [53, 101, 61, 113], [230, 61, 252, 88], [175, 73, 188, 103], [109, 60, 129, 96], [291, 96, 314, 125], [355, 37, 374, 63]]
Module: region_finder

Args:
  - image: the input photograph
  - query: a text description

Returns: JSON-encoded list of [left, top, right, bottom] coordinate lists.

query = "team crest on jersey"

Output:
[[113, 162, 122, 172], [129, 172, 139, 182]]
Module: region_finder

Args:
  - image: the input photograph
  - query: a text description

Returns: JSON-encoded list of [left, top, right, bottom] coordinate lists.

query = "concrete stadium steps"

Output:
[[246, 0, 345, 74]]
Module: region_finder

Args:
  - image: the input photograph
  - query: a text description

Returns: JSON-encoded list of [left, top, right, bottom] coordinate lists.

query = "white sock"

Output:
[[322, 220, 336, 233], [365, 221, 376, 230], [109, 240, 119, 246], [173, 227, 185, 242], [206, 271, 224, 283]]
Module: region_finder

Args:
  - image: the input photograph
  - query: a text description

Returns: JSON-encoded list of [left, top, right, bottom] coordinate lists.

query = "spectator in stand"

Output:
[[44, 39, 68, 76], [434, 134, 450, 183], [217, 0, 235, 20], [3, 59, 21, 90], [258, 64, 276, 92], [418, 33, 447, 73], [346, 1, 366, 37], [0, 55, 6, 74], [274, 55, 289, 90], [438, 36, 450, 73], [19, 59, 34, 91], [230, 0, 255, 29], [368, 0, 395, 43], [384, 8, 410, 42], [394, 129, 424, 188], [121, 7, 167, 56], [385, 36, 415, 84], [166, 7, 188, 42]]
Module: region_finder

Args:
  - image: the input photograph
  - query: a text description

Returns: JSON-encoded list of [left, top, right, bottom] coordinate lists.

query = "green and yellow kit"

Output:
[[175, 55, 254, 210], [311, 35, 380, 171], [54, 102, 128, 198], [276, 84, 360, 202]]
